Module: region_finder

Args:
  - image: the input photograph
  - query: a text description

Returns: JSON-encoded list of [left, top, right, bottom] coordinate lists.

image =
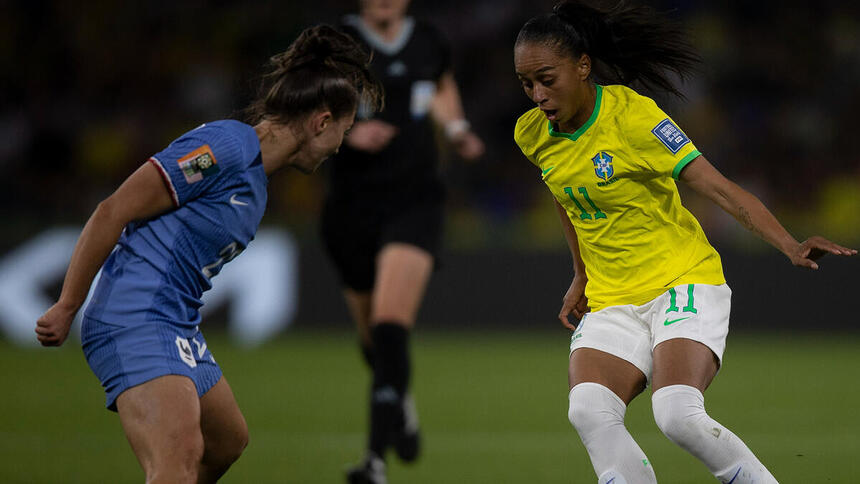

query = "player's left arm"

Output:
[[430, 71, 484, 160], [680, 155, 857, 269], [35, 162, 175, 346]]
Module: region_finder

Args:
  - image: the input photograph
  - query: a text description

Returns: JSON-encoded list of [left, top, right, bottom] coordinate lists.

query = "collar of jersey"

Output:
[[343, 14, 415, 56], [547, 84, 603, 142]]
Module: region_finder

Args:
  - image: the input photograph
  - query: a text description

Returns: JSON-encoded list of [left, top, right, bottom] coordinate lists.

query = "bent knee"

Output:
[[568, 383, 626, 433], [652, 384, 707, 444], [213, 426, 249, 466], [653, 410, 695, 444], [236, 427, 250, 458], [568, 391, 598, 431], [223, 426, 250, 464]]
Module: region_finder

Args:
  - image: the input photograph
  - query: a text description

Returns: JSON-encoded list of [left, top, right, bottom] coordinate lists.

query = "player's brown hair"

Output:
[[516, 0, 700, 98], [250, 24, 383, 123]]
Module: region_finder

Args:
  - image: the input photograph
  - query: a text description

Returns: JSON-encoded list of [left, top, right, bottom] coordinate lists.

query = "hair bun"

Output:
[[249, 23, 383, 123], [301, 26, 338, 59], [279, 24, 354, 72]]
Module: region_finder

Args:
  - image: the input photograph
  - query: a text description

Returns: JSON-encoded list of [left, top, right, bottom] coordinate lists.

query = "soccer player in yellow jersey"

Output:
[[513, 2, 856, 483]]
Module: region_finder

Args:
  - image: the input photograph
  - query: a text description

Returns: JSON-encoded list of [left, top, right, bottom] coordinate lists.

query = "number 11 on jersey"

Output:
[[564, 186, 607, 220]]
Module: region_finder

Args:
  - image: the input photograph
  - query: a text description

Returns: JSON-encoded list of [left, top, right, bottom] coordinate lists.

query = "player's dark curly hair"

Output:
[[249, 24, 383, 123], [516, 0, 700, 98]]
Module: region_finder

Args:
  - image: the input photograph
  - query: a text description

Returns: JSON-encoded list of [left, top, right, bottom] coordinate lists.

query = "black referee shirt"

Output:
[[327, 15, 452, 204]]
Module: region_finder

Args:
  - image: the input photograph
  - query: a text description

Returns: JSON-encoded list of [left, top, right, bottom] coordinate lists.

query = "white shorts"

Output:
[[569, 283, 731, 382]]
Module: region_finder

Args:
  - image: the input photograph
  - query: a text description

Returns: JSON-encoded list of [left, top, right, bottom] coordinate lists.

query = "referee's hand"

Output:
[[343, 120, 398, 153], [452, 131, 484, 161], [35, 302, 76, 347]]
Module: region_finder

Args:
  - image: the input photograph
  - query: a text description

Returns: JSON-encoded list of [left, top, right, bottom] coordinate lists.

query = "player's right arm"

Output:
[[513, 111, 587, 327], [555, 199, 589, 329], [35, 162, 175, 346]]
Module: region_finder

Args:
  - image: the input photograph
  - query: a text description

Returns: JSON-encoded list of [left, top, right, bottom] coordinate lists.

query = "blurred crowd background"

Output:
[[2, 0, 860, 253]]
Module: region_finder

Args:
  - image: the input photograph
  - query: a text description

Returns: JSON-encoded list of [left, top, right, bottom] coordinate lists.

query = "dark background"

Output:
[[2, 0, 858, 333]]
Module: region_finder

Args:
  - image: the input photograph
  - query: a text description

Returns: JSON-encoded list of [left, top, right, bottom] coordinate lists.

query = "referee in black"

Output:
[[320, 1, 484, 483]]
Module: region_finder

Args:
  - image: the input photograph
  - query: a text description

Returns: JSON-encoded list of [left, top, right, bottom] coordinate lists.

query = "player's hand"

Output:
[[789, 235, 857, 270], [558, 274, 589, 330], [35, 302, 77, 347], [451, 131, 485, 161], [343, 120, 398, 153]]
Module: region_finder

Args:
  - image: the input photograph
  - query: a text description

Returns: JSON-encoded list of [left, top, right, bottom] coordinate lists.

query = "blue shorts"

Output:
[[81, 316, 222, 411]]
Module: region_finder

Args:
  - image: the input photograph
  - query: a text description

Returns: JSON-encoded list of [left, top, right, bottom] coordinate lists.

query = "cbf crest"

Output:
[[592, 151, 618, 186]]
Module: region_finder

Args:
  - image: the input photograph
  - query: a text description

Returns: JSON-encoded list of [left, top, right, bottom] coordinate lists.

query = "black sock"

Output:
[[360, 340, 375, 369], [368, 322, 410, 457]]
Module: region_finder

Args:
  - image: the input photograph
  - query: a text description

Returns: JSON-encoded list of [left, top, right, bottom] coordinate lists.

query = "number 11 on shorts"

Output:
[[665, 284, 697, 317]]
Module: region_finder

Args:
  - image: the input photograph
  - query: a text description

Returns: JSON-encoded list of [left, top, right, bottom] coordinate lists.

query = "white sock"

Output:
[[598, 470, 629, 484], [652, 384, 778, 483], [569, 383, 657, 484]]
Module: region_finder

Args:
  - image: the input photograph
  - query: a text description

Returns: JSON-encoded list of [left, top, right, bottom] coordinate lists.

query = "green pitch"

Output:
[[2, 328, 859, 483]]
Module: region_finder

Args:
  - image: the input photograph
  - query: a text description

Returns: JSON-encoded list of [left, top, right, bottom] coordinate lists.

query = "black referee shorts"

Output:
[[320, 197, 444, 292]]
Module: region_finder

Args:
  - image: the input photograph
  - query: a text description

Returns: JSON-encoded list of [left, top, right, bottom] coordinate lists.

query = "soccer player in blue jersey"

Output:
[[35, 25, 382, 484]]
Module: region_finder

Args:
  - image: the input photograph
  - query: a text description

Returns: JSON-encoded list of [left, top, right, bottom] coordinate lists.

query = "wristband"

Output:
[[444, 119, 470, 140]]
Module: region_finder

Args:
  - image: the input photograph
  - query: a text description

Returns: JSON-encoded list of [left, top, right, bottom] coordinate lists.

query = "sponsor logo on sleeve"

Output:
[[177, 144, 219, 184], [651, 118, 690, 154]]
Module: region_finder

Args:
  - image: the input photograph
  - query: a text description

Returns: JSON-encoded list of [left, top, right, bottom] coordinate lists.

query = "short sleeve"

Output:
[[432, 26, 452, 79], [148, 126, 242, 206], [514, 110, 539, 166], [624, 97, 702, 180], [417, 20, 452, 81]]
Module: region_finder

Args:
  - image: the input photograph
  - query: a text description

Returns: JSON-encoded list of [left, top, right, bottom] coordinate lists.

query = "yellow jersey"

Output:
[[514, 84, 725, 311]]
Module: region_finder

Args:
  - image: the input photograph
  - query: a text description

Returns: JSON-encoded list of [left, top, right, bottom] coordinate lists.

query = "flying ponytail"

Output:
[[516, 0, 700, 98], [249, 24, 383, 123]]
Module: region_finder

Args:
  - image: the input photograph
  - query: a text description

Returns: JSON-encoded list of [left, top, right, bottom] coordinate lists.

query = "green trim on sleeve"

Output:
[[672, 150, 702, 180], [548, 85, 603, 142]]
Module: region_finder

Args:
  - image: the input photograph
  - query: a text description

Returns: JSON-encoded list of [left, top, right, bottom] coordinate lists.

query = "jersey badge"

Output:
[[592, 151, 617, 184], [177, 144, 219, 184], [651, 119, 690, 154], [387, 60, 407, 77]]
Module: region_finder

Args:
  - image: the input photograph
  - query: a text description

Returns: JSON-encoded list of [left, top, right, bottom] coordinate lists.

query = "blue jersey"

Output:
[[84, 120, 268, 329]]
